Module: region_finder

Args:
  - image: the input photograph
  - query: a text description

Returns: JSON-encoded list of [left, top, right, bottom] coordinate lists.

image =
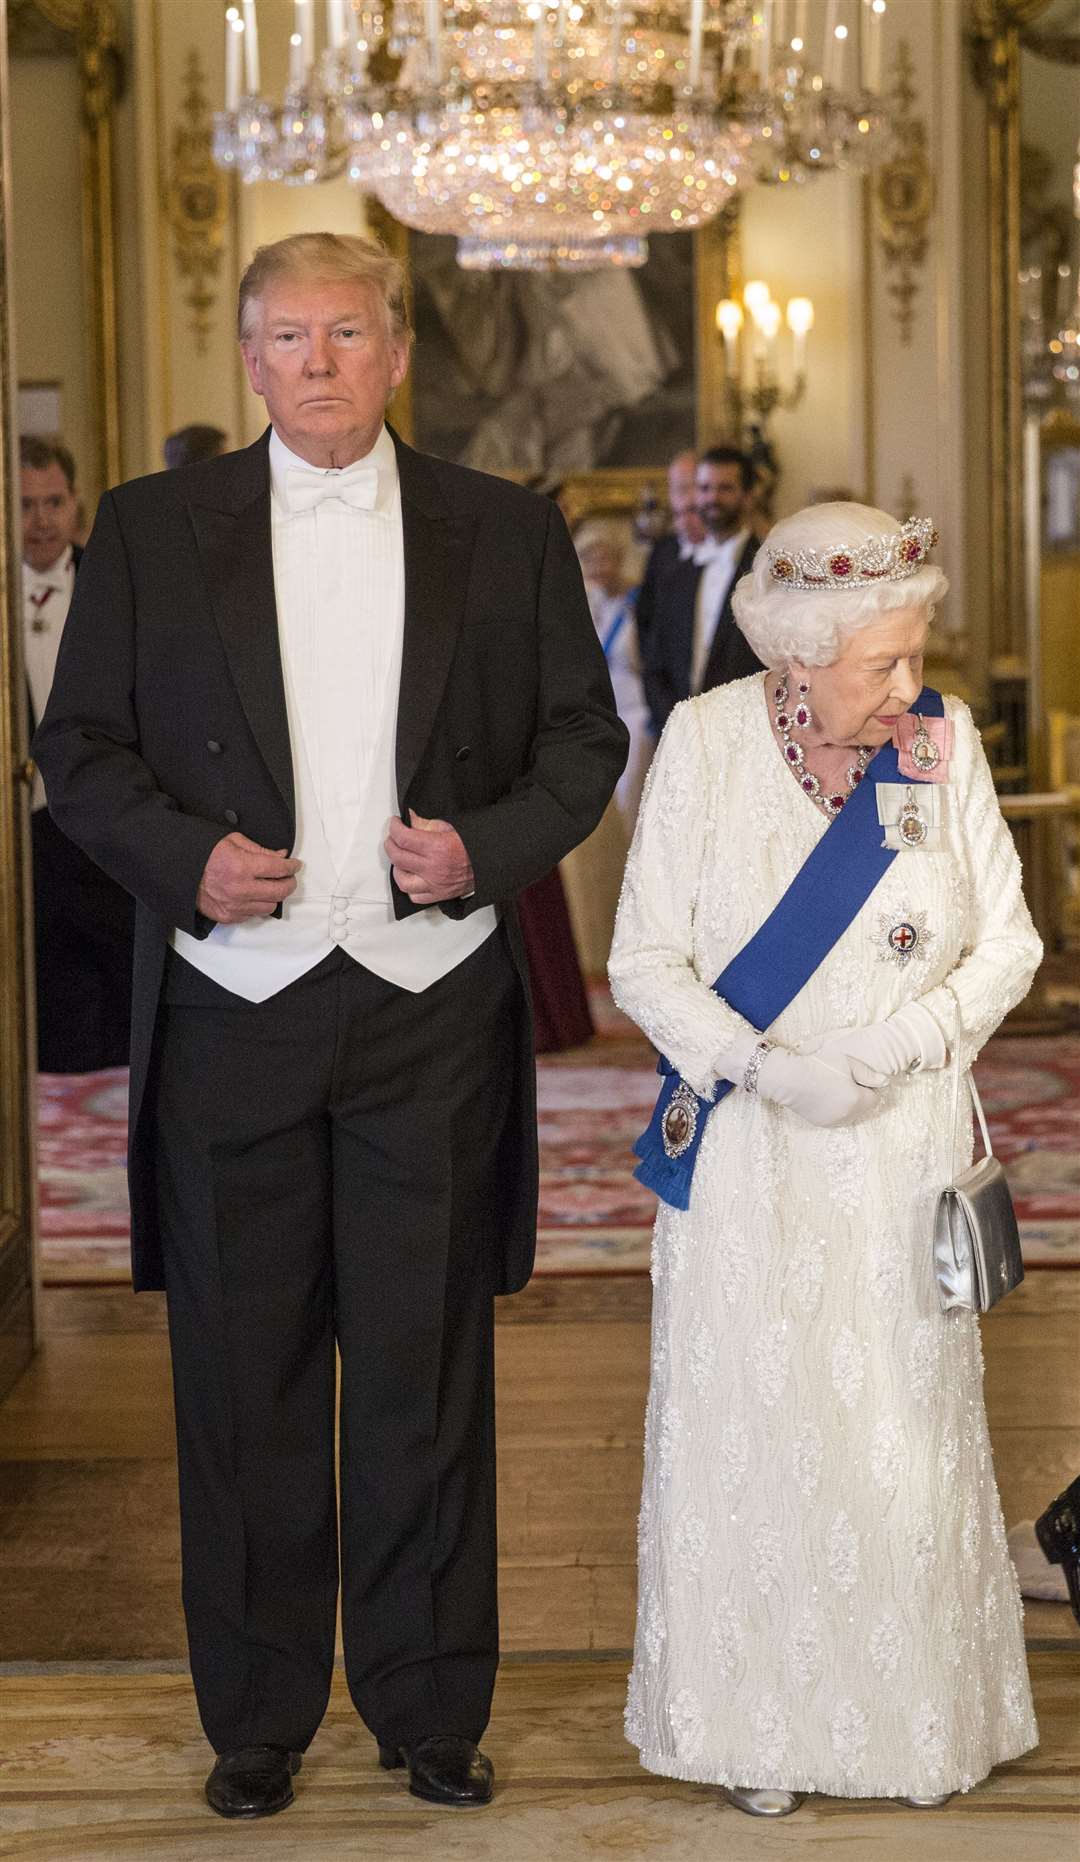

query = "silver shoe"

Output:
[[722, 1787, 805, 1817], [902, 1794, 952, 1808]]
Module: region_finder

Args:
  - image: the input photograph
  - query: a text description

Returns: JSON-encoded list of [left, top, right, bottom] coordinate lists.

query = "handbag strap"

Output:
[[944, 983, 993, 1166], [969, 1077, 993, 1157], [948, 1062, 993, 1168]]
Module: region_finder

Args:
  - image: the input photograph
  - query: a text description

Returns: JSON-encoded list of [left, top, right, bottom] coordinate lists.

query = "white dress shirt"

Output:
[[171, 424, 497, 1000], [690, 527, 750, 694], [24, 545, 76, 811]]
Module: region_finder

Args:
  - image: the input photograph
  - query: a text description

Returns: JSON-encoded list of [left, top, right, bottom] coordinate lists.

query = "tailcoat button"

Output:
[[206, 739, 223, 754], [455, 745, 471, 762], [223, 809, 239, 826]]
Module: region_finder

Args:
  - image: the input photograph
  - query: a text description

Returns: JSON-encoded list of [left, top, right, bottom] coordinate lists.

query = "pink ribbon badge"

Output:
[[893, 712, 953, 782]]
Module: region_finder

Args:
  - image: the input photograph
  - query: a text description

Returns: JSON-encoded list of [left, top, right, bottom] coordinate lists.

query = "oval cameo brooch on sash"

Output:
[[897, 788, 929, 847], [908, 716, 941, 774], [662, 1082, 699, 1159]]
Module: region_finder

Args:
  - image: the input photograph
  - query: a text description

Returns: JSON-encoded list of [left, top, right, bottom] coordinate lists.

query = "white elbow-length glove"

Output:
[[801, 1001, 948, 1089], [714, 1027, 881, 1128]]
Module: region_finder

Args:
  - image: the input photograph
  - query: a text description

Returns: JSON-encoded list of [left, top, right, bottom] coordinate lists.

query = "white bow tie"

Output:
[[284, 462, 379, 515], [694, 536, 733, 567]]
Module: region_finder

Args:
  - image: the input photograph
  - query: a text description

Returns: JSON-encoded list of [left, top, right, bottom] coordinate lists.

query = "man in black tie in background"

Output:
[[642, 444, 763, 737], [21, 434, 133, 1072], [35, 232, 626, 1823], [633, 448, 702, 675]]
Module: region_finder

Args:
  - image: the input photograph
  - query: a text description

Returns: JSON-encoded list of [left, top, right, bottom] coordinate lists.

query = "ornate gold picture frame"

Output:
[[8, 0, 123, 489], [371, 202, 739, 530]]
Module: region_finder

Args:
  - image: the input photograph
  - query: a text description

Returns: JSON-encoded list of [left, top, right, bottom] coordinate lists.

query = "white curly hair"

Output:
[[732, 501, 948, 670]]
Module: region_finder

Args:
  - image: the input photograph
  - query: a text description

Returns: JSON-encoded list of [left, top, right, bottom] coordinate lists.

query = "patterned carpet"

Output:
[[37, 985, 1080, 1281]]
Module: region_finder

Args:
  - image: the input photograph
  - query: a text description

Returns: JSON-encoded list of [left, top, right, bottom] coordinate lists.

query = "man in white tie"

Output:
[[22, 434, 82, 797], [35, 232, 625, 1822], [642, 445, 763, 735], [22, 434, 133, 1071], [689, 447, 761, 694]]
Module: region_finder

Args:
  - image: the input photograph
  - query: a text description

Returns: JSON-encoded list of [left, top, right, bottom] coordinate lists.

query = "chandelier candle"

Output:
[[243, 0, 260, 93], [225, 9, 242, 114], [295, 0, 314, 76], [774, 0, 787, 51], [327, 0, 347, 52], [425, 0, 443, 83], [533, 6, 549, 87], [823, 0, 840, 84], [688, 0, 705, 92], [866, 0, 885, 94], [607, 0, 623, 86]]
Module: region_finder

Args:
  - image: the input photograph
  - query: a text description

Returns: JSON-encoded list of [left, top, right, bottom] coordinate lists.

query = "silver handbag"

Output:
[[934, 1068, 1024, 1314]]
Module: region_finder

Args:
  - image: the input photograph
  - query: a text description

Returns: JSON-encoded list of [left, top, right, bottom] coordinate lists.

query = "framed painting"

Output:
[[370, 203, 739, 527]]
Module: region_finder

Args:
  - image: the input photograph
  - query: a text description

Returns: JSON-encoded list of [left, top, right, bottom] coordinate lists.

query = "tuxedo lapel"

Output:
[[701, 532, 761, 690], [185, 433, 295, 827], [671, 556, 702, 700], [392, 430, 479, 805]]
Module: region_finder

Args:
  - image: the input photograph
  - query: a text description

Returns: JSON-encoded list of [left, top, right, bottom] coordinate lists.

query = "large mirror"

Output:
[[974, 0, 1080, 788], [1018, 1, 1080, 784]]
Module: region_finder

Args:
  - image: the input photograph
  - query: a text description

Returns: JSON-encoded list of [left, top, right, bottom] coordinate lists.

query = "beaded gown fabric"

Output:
[[608, 676, 1041, 1798]]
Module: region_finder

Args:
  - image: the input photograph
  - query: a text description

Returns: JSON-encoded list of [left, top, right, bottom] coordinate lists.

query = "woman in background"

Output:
[[576, 519, 654, 832]]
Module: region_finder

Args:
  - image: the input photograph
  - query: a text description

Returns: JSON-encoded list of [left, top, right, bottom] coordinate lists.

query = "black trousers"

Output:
[[152, 931, 518, 1756]]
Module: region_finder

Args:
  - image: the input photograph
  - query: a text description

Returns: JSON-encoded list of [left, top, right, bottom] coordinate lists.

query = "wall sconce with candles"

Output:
[[714, 281, 814, 446]]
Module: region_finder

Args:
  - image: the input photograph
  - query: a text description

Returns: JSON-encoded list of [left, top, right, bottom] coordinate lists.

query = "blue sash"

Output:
[[633, 686, 945, 1210], [601, 593, 636, 659]]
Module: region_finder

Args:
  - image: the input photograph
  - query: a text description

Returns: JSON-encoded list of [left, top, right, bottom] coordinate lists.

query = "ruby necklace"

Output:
[[772, 676, 873, 819]]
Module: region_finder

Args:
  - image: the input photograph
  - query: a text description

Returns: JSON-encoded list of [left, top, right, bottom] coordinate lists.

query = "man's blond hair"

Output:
[[237, 231, 412, 346]]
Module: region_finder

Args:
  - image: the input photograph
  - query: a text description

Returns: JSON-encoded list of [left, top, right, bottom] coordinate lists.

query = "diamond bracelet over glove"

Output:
[[742, 1040, 775, 1096]]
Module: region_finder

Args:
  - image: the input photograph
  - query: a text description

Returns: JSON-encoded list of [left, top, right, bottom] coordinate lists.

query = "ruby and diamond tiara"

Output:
[[765, 516, 939, 592]]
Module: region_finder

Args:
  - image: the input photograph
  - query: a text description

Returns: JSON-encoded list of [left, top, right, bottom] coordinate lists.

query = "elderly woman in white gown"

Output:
[[608, 503, 1041, 1818]]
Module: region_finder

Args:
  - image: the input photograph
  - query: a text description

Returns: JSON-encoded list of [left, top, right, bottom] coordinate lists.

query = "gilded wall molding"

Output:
[[7, 0, 73, 53], [76, 0, 122, 487], [0, 0, 42, 1385], [167, 49, 227, 357], [968, 0, 1058, 678], [874, 40, 933, 346], [8, 0, 123, 488]]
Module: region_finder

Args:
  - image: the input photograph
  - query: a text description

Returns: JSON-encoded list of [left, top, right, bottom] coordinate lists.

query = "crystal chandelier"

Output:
[[214, 1, 891, 271], [731, 0, 889, 185], [1020, 263, 1080, 409]]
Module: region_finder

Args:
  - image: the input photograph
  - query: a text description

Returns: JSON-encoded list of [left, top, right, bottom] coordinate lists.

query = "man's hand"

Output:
[[196, 833, 301, 925], [385, 811, 474, 905]]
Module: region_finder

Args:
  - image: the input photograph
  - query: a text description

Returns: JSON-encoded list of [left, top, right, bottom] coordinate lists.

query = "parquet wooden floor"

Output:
[[1, 1654, 1075, 1860], [0, 1274, 1076, 1859]]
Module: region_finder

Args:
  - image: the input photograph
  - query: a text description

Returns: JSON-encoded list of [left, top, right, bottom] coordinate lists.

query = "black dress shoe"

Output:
[[378, 1734, 493, 1806], [1036, 1474, 1080, 1626], [205, 1746, 302, 1819]]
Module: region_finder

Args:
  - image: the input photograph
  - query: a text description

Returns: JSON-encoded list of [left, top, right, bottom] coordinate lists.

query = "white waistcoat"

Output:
[[171, 425, 496, 1001]]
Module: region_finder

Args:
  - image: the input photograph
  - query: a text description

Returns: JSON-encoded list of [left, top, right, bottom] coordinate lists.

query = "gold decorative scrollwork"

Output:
[[968, 0, 1060, 674], [167, 50, 228, 357], [8, 0, 123, 489], [874, 40, 933, 347], [7, 0, 73, 53]]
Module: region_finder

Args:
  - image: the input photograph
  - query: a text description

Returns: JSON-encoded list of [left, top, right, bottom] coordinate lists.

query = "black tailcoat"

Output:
[[642, 531, 763, 736], [34, 429, 627, 1293]]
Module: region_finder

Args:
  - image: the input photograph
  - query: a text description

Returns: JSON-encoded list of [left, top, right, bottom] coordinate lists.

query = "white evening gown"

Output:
[[608, 676, 1041, 1799]]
